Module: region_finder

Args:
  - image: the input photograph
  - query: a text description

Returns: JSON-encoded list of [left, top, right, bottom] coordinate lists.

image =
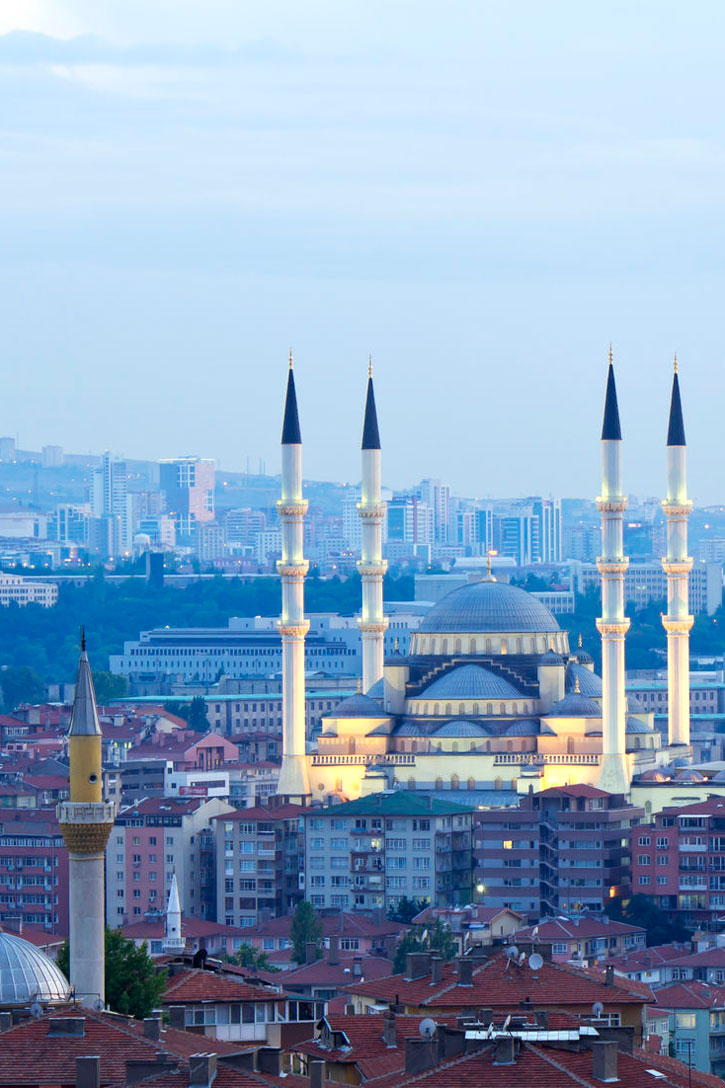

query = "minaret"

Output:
[[596, 351, 631, 794], [163, 873, 185, 954], [57, 632, 115, 1008], [662, 356, 693, 747], [357, 358, 388, 692], [276, 353, 311, 799]]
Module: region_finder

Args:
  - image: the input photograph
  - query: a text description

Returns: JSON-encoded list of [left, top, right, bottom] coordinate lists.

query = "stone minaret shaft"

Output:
[[357, 362, 388, 692], [276, 357, 311, 799], [662, 361, 693, 747], [596, 357, 630, 793], [57, 635, 115, 1008]]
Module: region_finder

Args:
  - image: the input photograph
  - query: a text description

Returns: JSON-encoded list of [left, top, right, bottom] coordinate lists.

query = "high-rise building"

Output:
[[419, 479, 451, 544], [90, 452, 132, 555], [159, 457, 215, 543]]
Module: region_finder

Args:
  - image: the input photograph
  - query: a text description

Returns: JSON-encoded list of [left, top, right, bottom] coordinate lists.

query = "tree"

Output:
[[605, 894, 692, 947], [387, 896, 428, 924], [226, 943, 276, 971], [187, 696, 210, 733], [92, 670, 127, 706], [428, 918, 457, 961], [58, 928, 167, 1019], [0, 665, 45, 711], [290, 900, 323, 964]]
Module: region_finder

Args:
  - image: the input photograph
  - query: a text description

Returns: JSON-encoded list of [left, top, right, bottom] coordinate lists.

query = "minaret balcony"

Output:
[[276, 500, 308, 518], [357, 502, 386, 520], [276, 560, 309, 579], [662, 616, 694, 635], [358, 620, 389, 635], [595, 619, 631, 636], [357, 561, 388, 577], [596, 497, 628, 514], [277, 621, 310, 639], [662, 501, 693, 517], [596, 559, 629, 575], [662, 559, 693, 576]]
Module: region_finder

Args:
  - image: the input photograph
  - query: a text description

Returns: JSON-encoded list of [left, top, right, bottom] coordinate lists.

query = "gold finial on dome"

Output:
[[356, 676, 362, 693], [574, 675, 581, 694], [673, 352, 678, 374], [578, 633, 583, 649], [609, 343, 613, 366], [394, 636, 399, 653], [368, 354, 373, 379], [289, 348, 294, 370]]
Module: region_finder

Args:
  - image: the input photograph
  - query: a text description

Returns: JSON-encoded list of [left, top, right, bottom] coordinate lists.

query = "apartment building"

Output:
[[631, 797, 725, 931], [304, 793, 473, 913], [475, 785, 643, 920], [214, 804, 305, 929], [573, 559, 722, 615], [0, 808, 69, 933], [106, 795, 234, 926], [0, 573, 58, 607]]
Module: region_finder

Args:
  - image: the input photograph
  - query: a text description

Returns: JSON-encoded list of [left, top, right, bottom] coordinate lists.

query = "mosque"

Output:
[[275, 352, 702, 804]]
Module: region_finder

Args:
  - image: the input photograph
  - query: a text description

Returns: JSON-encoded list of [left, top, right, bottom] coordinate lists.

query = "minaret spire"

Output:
[[276, 354, 311, 799], [662, 358, 693, 748], [163, 873, 185, 953], [58, 634, 115, 1007], [357, 360, 388, 692], [596, 351, 630, 794]]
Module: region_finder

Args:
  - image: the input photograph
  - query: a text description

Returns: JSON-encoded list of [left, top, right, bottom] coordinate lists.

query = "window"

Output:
[[638, 855, 651, 866], [552, 942, 568, 954], [638, 836, 651, 846], [638, 875, 651, 885], [676, 1012, 696, 1029]]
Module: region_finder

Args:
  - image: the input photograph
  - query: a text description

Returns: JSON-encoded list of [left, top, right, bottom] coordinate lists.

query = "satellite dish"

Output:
[[29, 1001, 43, 1019], [94, 997, 105, 1012], [592, 1001, 604, 1018], [531, 926, 539, 940], [419, 1018, 436, 1039], [502, 1015, 511, 1032], [506, 945, 520, 960], [529, 953, 544, 971], [517, 952, 526, 966]]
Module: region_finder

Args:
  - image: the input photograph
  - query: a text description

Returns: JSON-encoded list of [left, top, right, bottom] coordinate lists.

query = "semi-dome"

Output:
[[503, 719, 540, 736], [566, 664, 602, 698], [325, 693, 387, 718], [433, 720, 491, 738], [419, 580, 560, 635], [626, 716, 654, 734], [548, 691, 602, 718], [420, 664, 522, 701], [0, 930, 69, 1007]]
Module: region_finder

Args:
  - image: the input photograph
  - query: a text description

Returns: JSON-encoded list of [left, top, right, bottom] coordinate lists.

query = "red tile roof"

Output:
[[608, 943, 692, 972], [212, 804, 305, 821], [665, 946, 725, 969], [346, 948, 651, 1010], [279, 955, 393, 986], [250, 911, 405, 940], [163, 968, 283, 1003], [514, 917, 645, 941], [654, 980, 725, 1010]]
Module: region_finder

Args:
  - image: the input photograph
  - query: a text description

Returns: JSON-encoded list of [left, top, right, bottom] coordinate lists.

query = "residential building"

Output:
[[655, 980, 725, 1076], [242, 910, 406, 969], [475, 785, 644, 920], [214, 804, 305, 929], [512, 916, 646, 965], [304, 793, 474, 913], [573, 558, 723, 615], [0, 808, 69, 933], [105, 795, 234, 925], [90, 452, 132, 554]]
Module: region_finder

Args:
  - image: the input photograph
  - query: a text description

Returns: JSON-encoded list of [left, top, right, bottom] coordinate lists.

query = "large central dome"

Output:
[[419, 579, 560, 635], [0, 930, 69, 1007]]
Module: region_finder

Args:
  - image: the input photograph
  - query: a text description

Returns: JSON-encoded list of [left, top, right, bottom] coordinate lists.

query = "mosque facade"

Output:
[[276, 354, 702, 806]]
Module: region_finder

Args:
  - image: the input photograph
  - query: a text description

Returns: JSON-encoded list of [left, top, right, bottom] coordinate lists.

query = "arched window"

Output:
[[455, 639, 462, 654], [445, 703, 452, 716], [434, 703, 440, 716], [407, 777, 416, 790], [485, 639, 492, 653], [485, 741, 492, 752], [468, 776, 475, 789], [411, 741, 418, 753], [451, 774, 459, 789], [452, 742, 459, 753], [469, 639, 476, 654], [472, 703, 479, 716], [506, 740, 513, 752], [458, 703, 465, 716], [441, 639, 448, 654], [487, 703, 493, 715], [435, 777, 443, 790]]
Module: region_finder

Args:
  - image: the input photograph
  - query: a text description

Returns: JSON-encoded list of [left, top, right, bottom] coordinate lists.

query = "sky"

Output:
[[1, 2, 725, 503]]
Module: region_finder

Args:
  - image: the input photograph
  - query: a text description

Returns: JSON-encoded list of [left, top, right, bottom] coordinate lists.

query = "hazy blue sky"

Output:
[[2, 2, 725, 502]]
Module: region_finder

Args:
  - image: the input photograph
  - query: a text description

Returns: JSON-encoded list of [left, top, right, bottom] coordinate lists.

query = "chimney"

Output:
[[168, 1006, 186, 1030], [384, 935, 398, 961], [328, 936, 339, 966], [458, 958, 473, 986], [352, 956, 363, 977], [431, 956, 443, 985], [382, 1012, 397, 1048], [143, 1018, 161, 1040], [405, 1037, 438, 1076], [493, 1036, 516, 1065], [125, 1058, 175, 1085], [592, 1041, 618, 1082], [437, 1025, 466, 1060], [189, 1054, 217, 1088], [605, 965, 614, 987], [309, 1059, 325, 1088], [406, 952, 432, 980], [479, 1009, 493, 1027], [534, 1010, 549, 1030], [345, 1003, 355, 1016], [257, 1050, 282, 1076], [306, 941, 318, 965], [76, 1057, 100, 1088], [0, 1012, 12, 1031]]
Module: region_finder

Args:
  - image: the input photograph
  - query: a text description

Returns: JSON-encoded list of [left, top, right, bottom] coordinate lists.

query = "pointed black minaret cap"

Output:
[[69, 626, 101, 736], [361, 357, 381, 450], [667, 357, 686, 446], [281, 351, 302, 445], [601, 349, 622, 441]]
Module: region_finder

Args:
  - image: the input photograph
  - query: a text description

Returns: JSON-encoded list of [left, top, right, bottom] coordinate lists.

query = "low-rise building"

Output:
[[0, 572, 58, 607], [655, 980, 725, 1075], [512, 916, 646, 965]]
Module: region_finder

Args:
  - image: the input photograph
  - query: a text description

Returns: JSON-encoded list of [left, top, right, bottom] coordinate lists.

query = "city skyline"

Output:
[[2, 5, 725, 499]]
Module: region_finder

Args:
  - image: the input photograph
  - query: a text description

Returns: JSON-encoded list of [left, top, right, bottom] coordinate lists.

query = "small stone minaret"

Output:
[[163, 873, 185, 954], [662, 357, 693, 748], [57, 632, 115, 1008], [276, 354, 311, 800], [596, 353, 630, 794], [357, 359, 388, 693]]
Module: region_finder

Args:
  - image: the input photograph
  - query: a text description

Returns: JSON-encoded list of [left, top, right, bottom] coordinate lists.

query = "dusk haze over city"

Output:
[[1, 4, 725, 1087]]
